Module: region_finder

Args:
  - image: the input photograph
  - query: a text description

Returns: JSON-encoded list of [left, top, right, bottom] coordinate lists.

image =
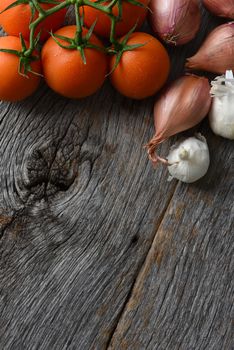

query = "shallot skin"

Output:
[[203, 0, 234, 19], [186, 22, 234, 74], [149, 0, 201, 45]]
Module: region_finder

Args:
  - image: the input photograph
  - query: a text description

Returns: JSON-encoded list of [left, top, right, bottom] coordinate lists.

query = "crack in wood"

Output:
[[106, 181, 179, 349]]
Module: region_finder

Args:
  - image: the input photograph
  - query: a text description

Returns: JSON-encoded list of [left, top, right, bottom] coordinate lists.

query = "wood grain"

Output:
[[109, 129, 234, 350], [0, 6, 233, 350], [0, 81, 177, 350]]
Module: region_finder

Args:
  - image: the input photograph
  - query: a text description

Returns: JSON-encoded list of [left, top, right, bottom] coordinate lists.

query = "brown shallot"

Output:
[[186, 22, 234, 74], [148, 0, 201, 45], [146, 75, 211, 166], [203, 0, 234, 19]]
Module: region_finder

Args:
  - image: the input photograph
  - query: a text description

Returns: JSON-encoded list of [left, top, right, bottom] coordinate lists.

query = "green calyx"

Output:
[[50, 22, 106, 65], [107, 22, 145, 74], [0, 33, 41, 77]]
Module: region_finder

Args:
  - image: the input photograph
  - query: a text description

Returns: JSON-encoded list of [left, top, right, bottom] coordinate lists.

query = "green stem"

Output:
[[106, 0, 118, 9], [83, 0, 111, 14], [31, 0, 46, 15], [74, 2, 82, 45], [24, 0, 70, 57], [110, 15, 118, 47]]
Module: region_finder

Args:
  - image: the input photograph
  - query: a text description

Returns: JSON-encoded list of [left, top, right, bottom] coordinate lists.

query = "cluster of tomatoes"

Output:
[[0, 0, 170, 102]]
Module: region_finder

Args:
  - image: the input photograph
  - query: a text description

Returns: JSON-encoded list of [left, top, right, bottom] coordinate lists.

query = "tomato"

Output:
[[0, 36, 41, 101], [109, 32, 170, 99], [0, 0, 66, 41], [42, 26, 108, 99], [82, 0, 149, 38]]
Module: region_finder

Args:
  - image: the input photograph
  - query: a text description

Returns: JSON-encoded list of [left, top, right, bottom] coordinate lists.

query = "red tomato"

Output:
[[0, 36, 41, 101], [0, 0, 66, 41], [109, 32, 170, 99], [42, 26, 108, 99], [82, 0, 149, 38]]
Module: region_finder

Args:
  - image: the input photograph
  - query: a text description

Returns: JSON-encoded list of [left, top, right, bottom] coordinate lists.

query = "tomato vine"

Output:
[[0, 0, 147, 75]]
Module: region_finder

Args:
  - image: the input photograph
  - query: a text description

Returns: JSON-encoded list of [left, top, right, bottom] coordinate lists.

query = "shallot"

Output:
[[146, 75, 211, 165], [148, 0, 201, 45], [186, 22, 234, 74], [203, 0, 234, 19]]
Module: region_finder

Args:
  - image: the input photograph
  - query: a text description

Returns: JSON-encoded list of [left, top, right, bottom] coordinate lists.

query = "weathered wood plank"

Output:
[[0, 82, 178, 350], [0, 5, 232, 350], [109, 128, 234, 350]]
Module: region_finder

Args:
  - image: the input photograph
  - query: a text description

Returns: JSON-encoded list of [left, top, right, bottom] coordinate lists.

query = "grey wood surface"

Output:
[[0, 6, 233, 350]]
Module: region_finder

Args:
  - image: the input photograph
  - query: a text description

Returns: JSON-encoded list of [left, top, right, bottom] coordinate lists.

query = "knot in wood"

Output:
[[23, 140, 79, 200]]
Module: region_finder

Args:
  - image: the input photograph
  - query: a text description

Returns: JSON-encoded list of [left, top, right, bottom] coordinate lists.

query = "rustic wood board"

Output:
[[0, 7, 233, 350]]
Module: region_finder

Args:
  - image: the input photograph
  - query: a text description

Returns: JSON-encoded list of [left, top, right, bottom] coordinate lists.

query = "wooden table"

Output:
[[0, 7, 233, 350]]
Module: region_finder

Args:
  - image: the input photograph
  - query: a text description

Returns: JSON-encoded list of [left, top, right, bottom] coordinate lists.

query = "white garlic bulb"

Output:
[[209, 70, 234, 140], [167, 134, 210, 183]]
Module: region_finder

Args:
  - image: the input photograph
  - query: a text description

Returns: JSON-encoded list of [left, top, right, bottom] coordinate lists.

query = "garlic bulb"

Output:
[[167, 134, 210, 183], [209, 70, 234, 139]]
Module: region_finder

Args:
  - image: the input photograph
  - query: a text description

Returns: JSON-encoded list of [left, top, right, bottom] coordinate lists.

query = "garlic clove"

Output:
[[209, 70, 234, 139], [167, 134, 210, 183]]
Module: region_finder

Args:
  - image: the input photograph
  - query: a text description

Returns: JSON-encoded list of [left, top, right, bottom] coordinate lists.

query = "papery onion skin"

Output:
[[148, 0, 201, 45], [146, 75, 211, 165], [203, 0, 234, 19], [186, 22, 234, 74]]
